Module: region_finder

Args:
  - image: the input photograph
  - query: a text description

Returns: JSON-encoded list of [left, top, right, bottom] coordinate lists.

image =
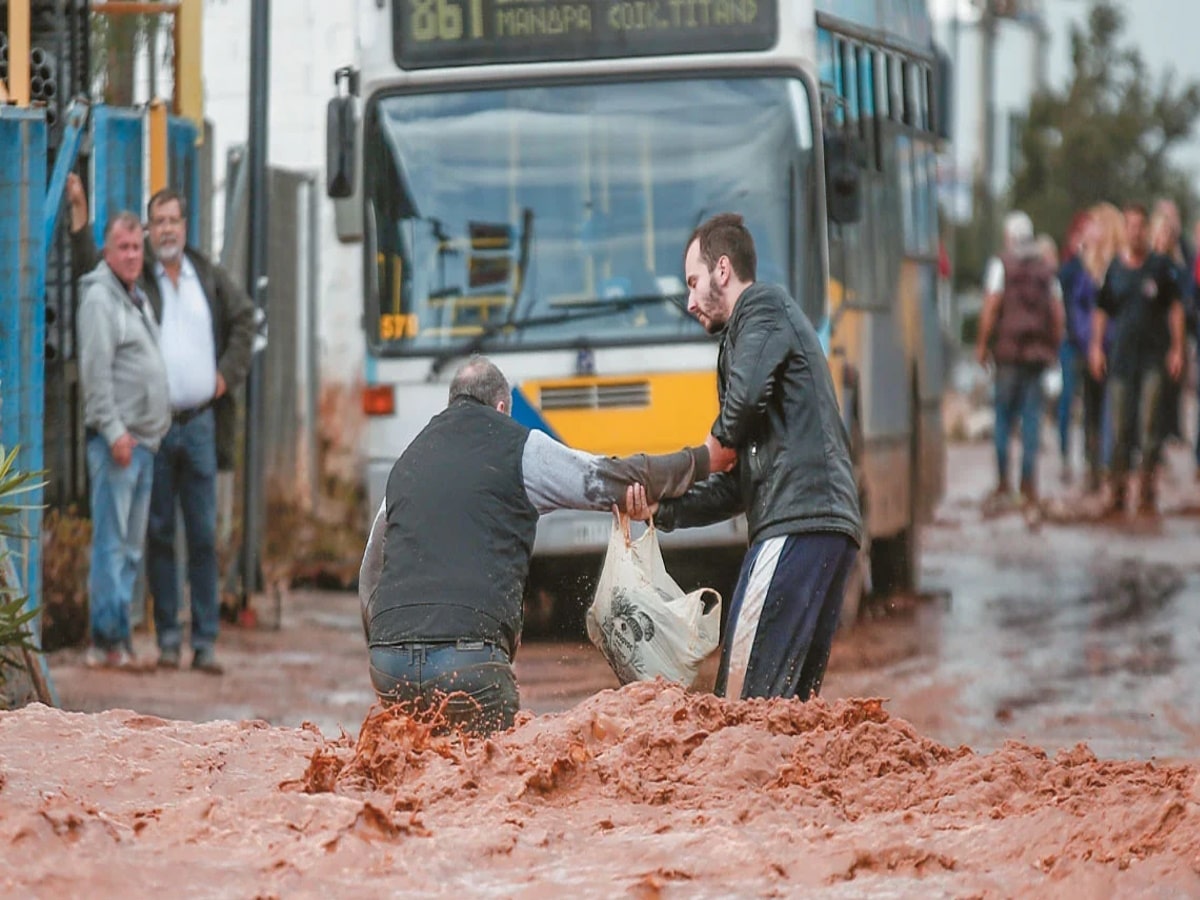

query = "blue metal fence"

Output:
[[91, 105, 145, 245], [0, 108, 48, 619], [168, 116, 201, 239]]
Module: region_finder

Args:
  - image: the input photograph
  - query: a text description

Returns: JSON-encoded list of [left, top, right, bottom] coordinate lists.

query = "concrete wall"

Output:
[[202, 0, 363, 389]]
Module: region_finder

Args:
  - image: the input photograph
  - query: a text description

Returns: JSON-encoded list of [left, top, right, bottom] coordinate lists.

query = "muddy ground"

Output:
[[5, 426, 1200, 896]]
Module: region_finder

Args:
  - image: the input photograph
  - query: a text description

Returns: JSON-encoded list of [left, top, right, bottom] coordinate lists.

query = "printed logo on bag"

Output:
[[600, 590, 656, 676]]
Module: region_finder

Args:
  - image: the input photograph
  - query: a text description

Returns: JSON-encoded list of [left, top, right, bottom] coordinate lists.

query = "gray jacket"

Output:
[[78, 262, 172, 452], [358, 427, 709, 634]]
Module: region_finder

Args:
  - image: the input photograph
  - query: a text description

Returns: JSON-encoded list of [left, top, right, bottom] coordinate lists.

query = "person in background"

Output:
[[1149, 204, 1189, 445], [1054, 211, 1092, 485], [976, 211, 1065, 521], [1070, 203, 1125, 493], [68, 176, 256, 675], [1191, 219, 1200, 480], [77, 213, 171, 669], [357, 356, 714, 737], [628, 213, 862, 704], [1090, 203, 1186, 517]]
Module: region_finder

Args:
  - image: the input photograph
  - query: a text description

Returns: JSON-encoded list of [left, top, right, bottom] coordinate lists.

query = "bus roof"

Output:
[[814, 0, 934, 54]]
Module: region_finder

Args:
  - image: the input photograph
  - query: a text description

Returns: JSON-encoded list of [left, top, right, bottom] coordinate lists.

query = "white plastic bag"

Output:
[[586, 512, 722, 688]]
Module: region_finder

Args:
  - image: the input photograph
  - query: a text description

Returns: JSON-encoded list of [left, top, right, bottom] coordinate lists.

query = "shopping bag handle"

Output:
[[612, 507, 657, 548]]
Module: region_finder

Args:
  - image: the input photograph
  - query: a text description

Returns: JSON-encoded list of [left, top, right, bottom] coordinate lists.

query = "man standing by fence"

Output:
[[78, 212, 171, 669], [68, 175, 256, 674]]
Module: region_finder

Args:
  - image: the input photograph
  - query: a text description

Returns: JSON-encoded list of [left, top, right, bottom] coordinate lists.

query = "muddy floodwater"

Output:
[[5, 436, 1200, 896]]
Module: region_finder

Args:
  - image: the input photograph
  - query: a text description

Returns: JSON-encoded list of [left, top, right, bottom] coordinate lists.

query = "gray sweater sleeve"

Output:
[[77, 288, 125, 447], [358, 499, 387, 641], [522, 430, 709, 515]]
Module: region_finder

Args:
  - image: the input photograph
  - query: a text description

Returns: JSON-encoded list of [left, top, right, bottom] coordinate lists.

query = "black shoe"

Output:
[[191, 648, 224, 676], [157, 647, 182, 669]]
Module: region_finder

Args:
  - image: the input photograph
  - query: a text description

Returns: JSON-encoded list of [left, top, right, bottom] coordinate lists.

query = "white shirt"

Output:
[[156, 256, 218, 411]]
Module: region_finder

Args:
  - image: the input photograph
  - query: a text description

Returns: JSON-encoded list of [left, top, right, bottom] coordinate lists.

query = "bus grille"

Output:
[[539, 381, 651, 410]]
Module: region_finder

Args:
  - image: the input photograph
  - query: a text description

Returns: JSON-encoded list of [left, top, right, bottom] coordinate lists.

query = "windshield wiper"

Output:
[[426, 292, 686, 380]]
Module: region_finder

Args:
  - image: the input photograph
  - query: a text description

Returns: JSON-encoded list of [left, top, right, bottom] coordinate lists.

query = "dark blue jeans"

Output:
[[148, 409, 219, 653], [86, 435, 156, 651], [368, 641, 519, 737], [994, 363, 1045, 491], [1057, 342, 1081, 461]]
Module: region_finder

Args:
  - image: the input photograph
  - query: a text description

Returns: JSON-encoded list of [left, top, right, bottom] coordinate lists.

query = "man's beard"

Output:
[[155, 241, 183, 263], [703, 273, 725, 334]]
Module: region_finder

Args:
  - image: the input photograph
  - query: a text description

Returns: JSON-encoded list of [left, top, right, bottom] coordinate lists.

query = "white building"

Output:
[[202, 0, 363, 391]]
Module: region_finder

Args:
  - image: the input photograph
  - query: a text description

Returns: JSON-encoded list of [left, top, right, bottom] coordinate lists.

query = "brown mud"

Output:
[[8, 410, 1200, 895], [4, 683, 1200, 897]]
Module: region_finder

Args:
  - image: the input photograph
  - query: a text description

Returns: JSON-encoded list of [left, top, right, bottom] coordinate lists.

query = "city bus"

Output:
[[327, 0, 949, 629]]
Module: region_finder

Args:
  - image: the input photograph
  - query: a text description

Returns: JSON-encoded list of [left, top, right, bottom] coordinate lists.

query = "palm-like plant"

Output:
[[0, 445, 47, 685]]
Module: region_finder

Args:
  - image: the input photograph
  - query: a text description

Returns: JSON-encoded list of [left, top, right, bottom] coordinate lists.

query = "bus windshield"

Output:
[[365, 76, 816, 355]]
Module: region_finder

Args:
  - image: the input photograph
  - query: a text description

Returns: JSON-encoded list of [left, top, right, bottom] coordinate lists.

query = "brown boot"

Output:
[[982, 480, 1013, 517], [1020, 479, 1042, 529], [1104, 477, 1127, 519], [1137, 471, 1158, 516]]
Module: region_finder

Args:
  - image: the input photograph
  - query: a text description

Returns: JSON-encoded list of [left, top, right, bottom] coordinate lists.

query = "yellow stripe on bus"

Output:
[[524, 371, 718, 457]]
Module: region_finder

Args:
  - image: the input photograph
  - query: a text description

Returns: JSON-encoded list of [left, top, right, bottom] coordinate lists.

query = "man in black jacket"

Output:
[[68, 175, 256, 674], [629, 213, 862, 702], [357, 356, 711, 736]]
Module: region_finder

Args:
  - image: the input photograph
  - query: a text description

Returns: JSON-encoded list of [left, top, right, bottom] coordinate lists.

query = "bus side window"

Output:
[[924, 65, 936, 135], [889, 55, 904, 124], [831, 36, 845, 128], [874, 51, 887, 172], [901, 60, 914, 127], [856, 45, 872, 167], [840, 39, 857, 139], [912, 63, 928, 133]]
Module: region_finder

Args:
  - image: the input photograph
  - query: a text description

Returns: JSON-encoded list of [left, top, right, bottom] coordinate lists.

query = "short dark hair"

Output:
[[147, 188, 188, 222], [448, 356, 510, 409], [686, 213, 757, 282], [104, 210, 143, 242], [1123, 202, 1149, 220]]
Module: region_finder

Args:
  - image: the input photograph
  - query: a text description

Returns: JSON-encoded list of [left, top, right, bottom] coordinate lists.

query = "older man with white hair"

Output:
[[975, 211, 1066, 522]]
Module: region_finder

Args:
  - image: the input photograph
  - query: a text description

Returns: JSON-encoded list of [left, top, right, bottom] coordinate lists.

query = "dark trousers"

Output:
[[1109, 368, 1166, 480], [1081, 371, 1108, 479], [715, 532, 858, 701], [147, 409, 220, 652], [369, 641, 519, 737]]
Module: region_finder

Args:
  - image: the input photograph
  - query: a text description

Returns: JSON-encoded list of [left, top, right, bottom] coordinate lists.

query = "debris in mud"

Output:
[[2, 685, 1200, 896]]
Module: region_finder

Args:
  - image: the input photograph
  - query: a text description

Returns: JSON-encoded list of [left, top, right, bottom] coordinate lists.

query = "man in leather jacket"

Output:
[[629, 213, 862, 702], [357, 356, 711, 736]]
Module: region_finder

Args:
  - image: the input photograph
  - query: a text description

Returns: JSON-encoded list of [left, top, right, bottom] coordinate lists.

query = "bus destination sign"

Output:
[[394, 0, 778, 69]]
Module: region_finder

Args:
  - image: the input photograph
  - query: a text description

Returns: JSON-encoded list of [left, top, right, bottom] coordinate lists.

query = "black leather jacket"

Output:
[[656, 282, 862, 547]]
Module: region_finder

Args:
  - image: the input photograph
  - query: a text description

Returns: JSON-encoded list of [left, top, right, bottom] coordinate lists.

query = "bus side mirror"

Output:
[[825, 134, 862, 226], [327, 66, 359, 199], [326, 95, 357, 199]]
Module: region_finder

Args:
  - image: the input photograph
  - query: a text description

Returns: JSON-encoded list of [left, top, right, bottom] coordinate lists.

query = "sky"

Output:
[[932, 0, 1200, 183]]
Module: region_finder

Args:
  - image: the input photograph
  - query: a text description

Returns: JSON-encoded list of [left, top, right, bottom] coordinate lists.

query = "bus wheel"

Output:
[[869, 526, 918, 598], [523, 556, 597, 640], [870, 377, 921, 598]]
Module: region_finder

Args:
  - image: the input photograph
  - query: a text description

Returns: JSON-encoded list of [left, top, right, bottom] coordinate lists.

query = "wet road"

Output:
[[823, 437, 1200, 760], [51, 431, 1200, 761]]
